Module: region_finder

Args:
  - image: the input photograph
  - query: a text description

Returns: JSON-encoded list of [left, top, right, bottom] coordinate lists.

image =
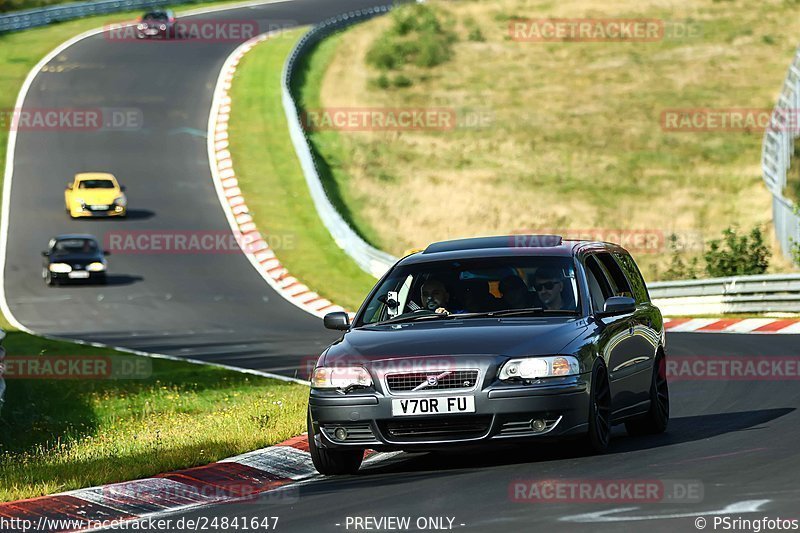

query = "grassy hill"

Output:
[[304, 0, 800, 280]]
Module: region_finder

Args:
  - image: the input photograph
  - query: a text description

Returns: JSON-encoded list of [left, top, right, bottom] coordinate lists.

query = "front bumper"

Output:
[[50, 271, 106, 283], [70, 206, 126, 217], [309, 377, 590, 451]]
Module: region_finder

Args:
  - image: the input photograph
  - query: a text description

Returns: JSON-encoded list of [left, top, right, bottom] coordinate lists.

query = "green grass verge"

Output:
[[227, 28, 378, 311], [0, 328, 308, 502]]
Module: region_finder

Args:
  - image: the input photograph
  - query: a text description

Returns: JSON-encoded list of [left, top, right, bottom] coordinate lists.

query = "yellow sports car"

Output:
[[65, 173, 127, 218]]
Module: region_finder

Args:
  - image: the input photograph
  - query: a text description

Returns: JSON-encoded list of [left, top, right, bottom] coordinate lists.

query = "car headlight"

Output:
[[311, 366, 372, 390], [159, 24, 167, 31], [498, 356, 580, 381], [86, 262, 106, 272], [49, 263, 72, 273], [114, 195, 127, 207], [75, 198, 86, 207], [137, 23, 147, 30]]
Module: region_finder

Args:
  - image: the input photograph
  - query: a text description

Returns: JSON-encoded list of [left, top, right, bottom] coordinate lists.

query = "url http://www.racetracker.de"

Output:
[[0, 515, 280, 532]]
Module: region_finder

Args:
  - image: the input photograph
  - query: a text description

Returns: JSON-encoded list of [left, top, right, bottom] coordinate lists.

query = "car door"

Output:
[[595, 252, 657, 416], [584, 253, 644, 419]]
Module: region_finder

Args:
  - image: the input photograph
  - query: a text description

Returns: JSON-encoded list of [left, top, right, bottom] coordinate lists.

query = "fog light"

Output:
[[531, 419, 546, 432], [333, 427, 348, 441]]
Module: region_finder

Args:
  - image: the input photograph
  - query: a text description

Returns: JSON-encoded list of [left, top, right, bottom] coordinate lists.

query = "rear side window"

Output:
[[596, 253, 633, 298], [584, 256, 613, 313], [613, 252, 650, 303]]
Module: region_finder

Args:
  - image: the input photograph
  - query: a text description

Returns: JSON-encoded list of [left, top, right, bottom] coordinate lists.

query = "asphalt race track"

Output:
[[4, 0, 800, 531], [137, 333, 800, 532], [3, 0, 386, 377]]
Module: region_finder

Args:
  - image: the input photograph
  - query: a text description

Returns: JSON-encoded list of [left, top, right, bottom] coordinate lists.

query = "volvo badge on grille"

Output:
[[426, 376, 438, 386]]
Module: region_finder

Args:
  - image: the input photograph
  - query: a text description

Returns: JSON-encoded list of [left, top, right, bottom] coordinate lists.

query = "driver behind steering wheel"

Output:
[[420, 279, 464, 315]]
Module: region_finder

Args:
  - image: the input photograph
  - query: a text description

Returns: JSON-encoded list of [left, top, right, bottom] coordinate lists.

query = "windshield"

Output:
[[78, 179, 115, 189], [53, 239, 98, 254], [359, 256, 580, 325], [142, 12, 169, 21]]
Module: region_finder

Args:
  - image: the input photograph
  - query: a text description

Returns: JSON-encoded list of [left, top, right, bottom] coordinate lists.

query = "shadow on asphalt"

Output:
[[299, 408, 794, 491], [51, 274, 144, 287]]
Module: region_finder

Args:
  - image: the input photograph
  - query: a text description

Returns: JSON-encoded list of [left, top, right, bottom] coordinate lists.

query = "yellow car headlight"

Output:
[[49, 263, 72, 273], [86, 262, 106, 272]]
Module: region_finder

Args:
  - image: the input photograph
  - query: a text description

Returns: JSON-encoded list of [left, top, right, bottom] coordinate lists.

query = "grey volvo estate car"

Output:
[[307, 235, 668, 474]]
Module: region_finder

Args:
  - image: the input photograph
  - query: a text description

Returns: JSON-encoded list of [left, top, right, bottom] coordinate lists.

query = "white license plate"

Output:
[[391, 396, 475, 417], [68, 271, 90, 279], [90, 205, 109, 211]]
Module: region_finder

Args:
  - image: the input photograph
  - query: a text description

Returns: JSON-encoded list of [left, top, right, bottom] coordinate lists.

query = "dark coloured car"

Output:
[[307, 235, 668, 475], [42, 234, 109, 286], [136, 10, 178, 39]]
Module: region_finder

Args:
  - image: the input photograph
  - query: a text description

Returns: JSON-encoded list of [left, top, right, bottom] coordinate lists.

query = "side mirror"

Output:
[[323, 311, 350, 331], [120, 185, 127, 192], [66, 183, 73, 190], [600, 296, 636, 317], [103, 250, 110, 256], [41, 251, 50, 257]]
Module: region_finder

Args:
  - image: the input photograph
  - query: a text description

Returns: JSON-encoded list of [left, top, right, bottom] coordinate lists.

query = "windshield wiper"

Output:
[[371, 313, 451, 326], [490, 307, 577, 317]]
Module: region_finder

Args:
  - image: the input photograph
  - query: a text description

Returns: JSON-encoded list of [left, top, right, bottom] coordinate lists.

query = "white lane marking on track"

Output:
[[559, 499, 771, 523]]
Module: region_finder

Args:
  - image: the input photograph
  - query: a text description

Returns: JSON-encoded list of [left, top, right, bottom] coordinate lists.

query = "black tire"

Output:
[[583, 363, 611, 454], [625, 352, 669, 436], [307, 410, 363, 475]]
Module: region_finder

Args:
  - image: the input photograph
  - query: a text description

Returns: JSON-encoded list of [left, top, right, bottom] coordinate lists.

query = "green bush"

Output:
[[661, 234, 700, 281], [366, 3, 456, 72], [704, 226, 770, 277], [393, 74, 412, 88]]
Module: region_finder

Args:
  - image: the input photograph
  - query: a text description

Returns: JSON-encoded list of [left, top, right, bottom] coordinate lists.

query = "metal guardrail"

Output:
[[761, 48, 800, 263], [649, 273, 800, 314], [281, 5, 400, 278], [0, 0, 198, 33]]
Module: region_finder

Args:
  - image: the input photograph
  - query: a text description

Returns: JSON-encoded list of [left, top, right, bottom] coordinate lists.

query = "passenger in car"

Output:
[[534, 267, 569, 310]]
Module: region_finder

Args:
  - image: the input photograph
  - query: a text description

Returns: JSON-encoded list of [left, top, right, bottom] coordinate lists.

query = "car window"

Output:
[[53, 239, 98, 254], [358, 256, 580, 325], [596, 252, 633, 298], [143, 12, 168, 20], [78, 180, 115, 189], [584, 256, 613, 313], [613, 252, 650, 303]]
